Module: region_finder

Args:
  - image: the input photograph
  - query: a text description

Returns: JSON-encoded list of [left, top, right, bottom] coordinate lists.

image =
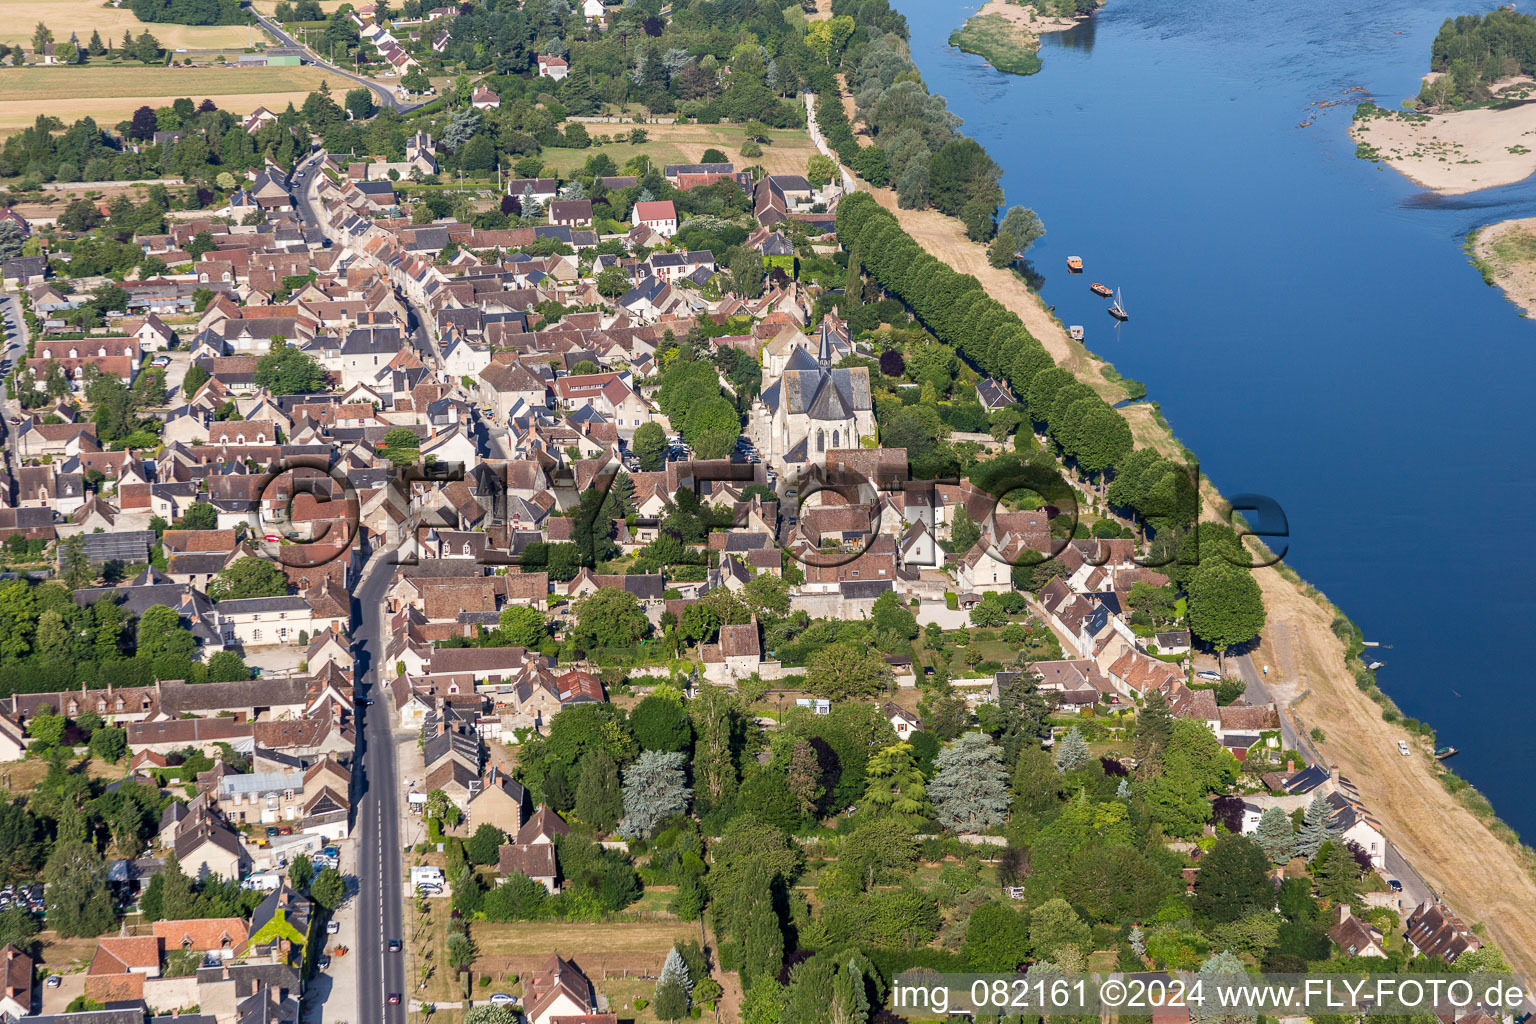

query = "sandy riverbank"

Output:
[[969, 0, 1085, 36], [1350, 79, 1536, 194], [824, 117, 1536, 981], [1470, 216, 1536, 317]]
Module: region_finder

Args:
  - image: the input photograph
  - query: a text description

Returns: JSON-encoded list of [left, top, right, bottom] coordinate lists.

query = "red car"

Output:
[[388, 993, 402, 1005], [264, 534, 280, 542]]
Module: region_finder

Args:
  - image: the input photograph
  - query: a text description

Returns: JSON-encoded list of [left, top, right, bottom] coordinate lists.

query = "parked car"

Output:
[[318, 955, 331, 969], [327, 921, 340, 934], [489, 994, 515, 1007], [1397, 740, 1411, 756], [1388, 879, 1404, 893], [45, 976, 60, 989], [1195, 670, 1222, 681]]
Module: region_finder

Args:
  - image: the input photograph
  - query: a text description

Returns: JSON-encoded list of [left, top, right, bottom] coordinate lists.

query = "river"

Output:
[[891, 0, 1536, 841]]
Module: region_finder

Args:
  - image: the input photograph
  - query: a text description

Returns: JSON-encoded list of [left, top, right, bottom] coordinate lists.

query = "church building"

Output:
[[750, 316, 875, 466]]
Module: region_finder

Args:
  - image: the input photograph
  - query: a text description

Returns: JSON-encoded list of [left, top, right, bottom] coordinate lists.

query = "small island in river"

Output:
[[949, 0, 1100, 76], [1352, 10, 1536, 194]]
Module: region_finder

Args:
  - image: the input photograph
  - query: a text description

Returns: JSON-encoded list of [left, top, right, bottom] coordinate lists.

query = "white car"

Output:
[[489, 994, 516, 1007], [1397, 740, 1411, 756], [1195, 670, 1222, 682]]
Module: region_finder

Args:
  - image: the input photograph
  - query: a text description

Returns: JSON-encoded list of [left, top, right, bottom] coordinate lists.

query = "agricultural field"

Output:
[[0, 64, 339, 135], [0, 0, 256, 51], [539, 123, 821, 179]]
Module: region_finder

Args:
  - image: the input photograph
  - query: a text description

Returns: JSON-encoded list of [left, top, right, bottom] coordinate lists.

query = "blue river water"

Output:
[[891, 0, 1536, 840]]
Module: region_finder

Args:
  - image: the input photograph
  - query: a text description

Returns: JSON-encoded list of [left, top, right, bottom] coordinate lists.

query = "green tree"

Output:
[[618, 750, 691, 839], [0, 906, 40, 956], [208, 558, 288, 602], [1193, 834, 1273, 924], [964, 900, 1030, 971], [465, 824, 506, 865], [309, 867, 344, 910], [630, 695, 692, 753], [497, 605, 547, 648], [35, 610, 71, 662], [254, 343, 326, 394], [1053, 726, 1090, 773], [87, 727, 126, 763], [1186, 559, 1266, 660], [928, 731, 1010, 833], [136, 603, 195, 663], [181, 363, 210, 399], [1255, 806, 1295, 865], [27, 708, 65, 748], [1310, 840, 1361, 905], [806, 641, 893, 699], [681, 395, 740, 460], [1029, 898, 1091, 962], [1295, 791, 1340, 860], [1134, 687, 1174, 765], [739, 889, 784, 990], [861, 743, 928, 825], [806, 153, 837, 190], [571, 587, 649, 651], [59, 535, 93, 589], [179, 502, 218, 530], [204, 650, 250, 683], [44, 807, 116, 938], [132, 29, 162, 64], [988, 206, 1045, 268], [596, 266, 630, 297], [288, 853, 314, 891], [632, 421, 667, 471], [1139, 719, 1238, 838], [344, 86, 375, 121], [573, 747, 623, 833]]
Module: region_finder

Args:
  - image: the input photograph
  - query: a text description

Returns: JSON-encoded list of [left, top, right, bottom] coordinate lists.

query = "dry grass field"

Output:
[[0, 64, 338, 134], [539, 123, 819, 179], [0, 0, 256, 50]]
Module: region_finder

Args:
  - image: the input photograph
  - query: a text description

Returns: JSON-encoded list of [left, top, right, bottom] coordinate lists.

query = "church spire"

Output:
[[817, 321, 832, 369]]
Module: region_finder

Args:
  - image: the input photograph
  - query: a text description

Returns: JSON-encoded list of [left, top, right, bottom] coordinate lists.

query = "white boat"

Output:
[[1069, 325, 1084, 340]]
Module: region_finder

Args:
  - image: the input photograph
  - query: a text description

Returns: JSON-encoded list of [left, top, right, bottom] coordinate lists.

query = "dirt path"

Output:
[[704, 921, 742, 1022], [867, 184, 1126, 402], [829, 98, 1536, 977]]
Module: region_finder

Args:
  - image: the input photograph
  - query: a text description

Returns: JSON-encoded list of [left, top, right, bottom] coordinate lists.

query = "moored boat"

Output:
[[1069, 325, 1084, 340], [1067, 256, 1083, 273], [1090, 282, 1113, 297], [1434, 746, 1459, 760], [1108, 288, 1128, 321]]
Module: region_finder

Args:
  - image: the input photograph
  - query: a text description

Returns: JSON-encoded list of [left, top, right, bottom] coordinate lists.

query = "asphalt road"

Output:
[[0, 292, 28, 482], [1231, 651, 1310, 757], [248, 8, 427, 114], [292, 152, 406, 1022], [350, 548, 406, 1023]]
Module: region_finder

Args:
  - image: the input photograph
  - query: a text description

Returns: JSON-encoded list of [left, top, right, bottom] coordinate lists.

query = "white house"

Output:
[[631, 199, 678, 237], [536, 54, 569, 80], [883, 701, 921, 741]]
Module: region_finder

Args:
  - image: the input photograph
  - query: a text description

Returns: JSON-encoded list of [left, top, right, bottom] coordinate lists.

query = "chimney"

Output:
[[1330, 764, 1341, 785]]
